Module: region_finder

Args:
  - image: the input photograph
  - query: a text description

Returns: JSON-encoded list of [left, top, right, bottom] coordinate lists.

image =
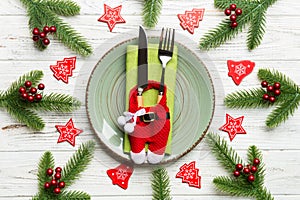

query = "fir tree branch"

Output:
[[247, 8, 266, 50], [5, 70, 43, 97], [258, 69, 300, 94], [151, 168, 172, 200], [256, 187, 274, 200], [213, 176, 255, 197], [37, 151, 55, 193], [20, 0, 92, 56], [247, 146, 265, 188], [200, 0, 278, 50], [26, 93, 81, 112], [143, 0, 163, 28], [225, 88, 272, 109], [266, 93, 300, 128], [41, 0, 80, 16], [206, 133, 243, 174], [6, 104, 45, 130], [58, 190, 90, 200], [61, 141, 96, 187]]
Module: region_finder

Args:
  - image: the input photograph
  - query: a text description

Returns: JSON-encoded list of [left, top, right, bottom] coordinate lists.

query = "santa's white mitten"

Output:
[[124, 123, 134, 134]]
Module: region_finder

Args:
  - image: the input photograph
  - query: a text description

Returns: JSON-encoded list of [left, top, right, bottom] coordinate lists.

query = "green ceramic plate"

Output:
[[86, 34, 215, 163]]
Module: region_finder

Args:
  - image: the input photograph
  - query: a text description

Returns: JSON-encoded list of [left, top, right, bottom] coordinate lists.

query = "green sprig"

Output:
[[206, 133, 274, 200], [151, 168, 172, 200], [0, 70, 81, 131], [200, 0, 278, 50], [225, 69, 300, 128], [32, 141, 95, 200], [20, 0, 92, 56], [143, 0, 163, 28]]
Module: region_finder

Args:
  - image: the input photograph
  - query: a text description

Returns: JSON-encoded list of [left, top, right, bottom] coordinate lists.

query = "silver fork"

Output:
[[157, 27, 175, 102]]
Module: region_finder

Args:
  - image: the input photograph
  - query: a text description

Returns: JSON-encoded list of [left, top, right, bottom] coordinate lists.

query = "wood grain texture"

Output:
[[0, 0, 299, 199]]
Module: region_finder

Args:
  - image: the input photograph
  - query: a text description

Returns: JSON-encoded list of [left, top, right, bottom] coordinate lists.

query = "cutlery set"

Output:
[[118, 26, 175, 164]]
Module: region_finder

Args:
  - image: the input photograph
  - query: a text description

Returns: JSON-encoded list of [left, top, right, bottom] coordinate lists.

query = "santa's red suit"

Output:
[[125, 81, 170, 164]]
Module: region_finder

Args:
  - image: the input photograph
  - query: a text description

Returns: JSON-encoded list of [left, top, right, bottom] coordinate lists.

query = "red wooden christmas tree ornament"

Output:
[[50, 57, 76, 84], [107, 164, 133, 190], [176, 161, 201, 188], [177, 8, 205, 34]]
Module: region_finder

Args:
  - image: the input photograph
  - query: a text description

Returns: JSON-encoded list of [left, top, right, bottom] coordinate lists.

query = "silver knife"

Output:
[[137, 26, 148, 107]]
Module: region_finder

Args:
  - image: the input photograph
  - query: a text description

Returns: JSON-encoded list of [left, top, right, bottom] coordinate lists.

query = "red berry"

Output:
[[230, 14, 237, 21], [43, 26, 50, 33], [263, 94, 269, 101], [38, 83, 45, 90], [248, 174, 255, 182], [231, 21, 238, 28], [269, 96, 276, 103], [21, 93, 28, 99], [19, 86, 26, 94], [250, 166, 258, 173], [243, 167, 250, 174], [233, 170, 240, 177], [235, 163, 243, 171], [29, 87, 37, 94], [230, 4, 237, 11], [50, 179, 57, 186], [44, 182, 51, 189], [274, 89, 281, 96], [273, 82, 281, 89], [54, 187, 61, 194], [253, 158, 261, 166], [261, 81, 268, 88], [39, 32, 46, 38], [24, 81, 32, 88], [58, 181, 65, 188], [55, 167, 62, 173], [50, 26, 57, 33], [35, 94, 43, 101], [27, 95, 34, 102], [32, 35, 39, 42], [46, 168, 54, 176], [43, 38, 50, 46], [224, 8, 231, 16], [235, 8, 242, 16], [267, 85, 274, 92], [54, 173, 61, 180], [32, 28, 40, 35]]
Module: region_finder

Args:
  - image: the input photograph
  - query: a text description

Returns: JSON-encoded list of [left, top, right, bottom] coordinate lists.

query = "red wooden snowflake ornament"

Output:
[[107, 164, 133, 190], [55, 118, 83, 146], [220, 114, 247, 141], [178, 8, 205, 34], [227, 60, 255, 85], [176, 161, 201, 188], [98, 4, 126, 32], [50, 57, 76, 84]]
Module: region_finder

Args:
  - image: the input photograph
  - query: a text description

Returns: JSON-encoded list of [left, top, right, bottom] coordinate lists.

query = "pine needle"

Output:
[[151, 168, 172, 200], [42, 0, 80, 16], [143, 0, 163, 28], [59, 190, 90, 199], [61, 140, 96, 187], [37, 152, 55, 192]]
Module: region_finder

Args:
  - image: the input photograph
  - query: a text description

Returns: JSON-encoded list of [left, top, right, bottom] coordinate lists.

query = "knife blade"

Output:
[[137, 26, 148, 97]]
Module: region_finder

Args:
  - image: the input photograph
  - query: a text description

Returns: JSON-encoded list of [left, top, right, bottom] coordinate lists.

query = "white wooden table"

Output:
[[0, 0, 299, 199]]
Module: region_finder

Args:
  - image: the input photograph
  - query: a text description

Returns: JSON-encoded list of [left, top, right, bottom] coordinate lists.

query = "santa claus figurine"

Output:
[[118, 81, 170, 164]]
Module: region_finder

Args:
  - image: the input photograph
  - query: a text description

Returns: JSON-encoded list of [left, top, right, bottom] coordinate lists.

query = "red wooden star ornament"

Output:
[[107, 164, 133, 190], [98, 4, 126, 32], [227, 60, 255, 85], [220, 114, 246, 141], [178, 8, 205, 34], [176, 161, 201, 188], [55, 118, 83, 146], [50, 57, 76, 84]]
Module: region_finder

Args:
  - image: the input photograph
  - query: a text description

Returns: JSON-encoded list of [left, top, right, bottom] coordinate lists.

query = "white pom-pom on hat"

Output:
[[117, 116, 126, 126], [124, 123, 134, 133]]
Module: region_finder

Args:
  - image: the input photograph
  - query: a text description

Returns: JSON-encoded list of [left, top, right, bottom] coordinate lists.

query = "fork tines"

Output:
[[159, 28, 175, 57]]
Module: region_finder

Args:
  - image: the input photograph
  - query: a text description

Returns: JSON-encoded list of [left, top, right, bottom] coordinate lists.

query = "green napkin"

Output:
[[123, 44, 178, 154]]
